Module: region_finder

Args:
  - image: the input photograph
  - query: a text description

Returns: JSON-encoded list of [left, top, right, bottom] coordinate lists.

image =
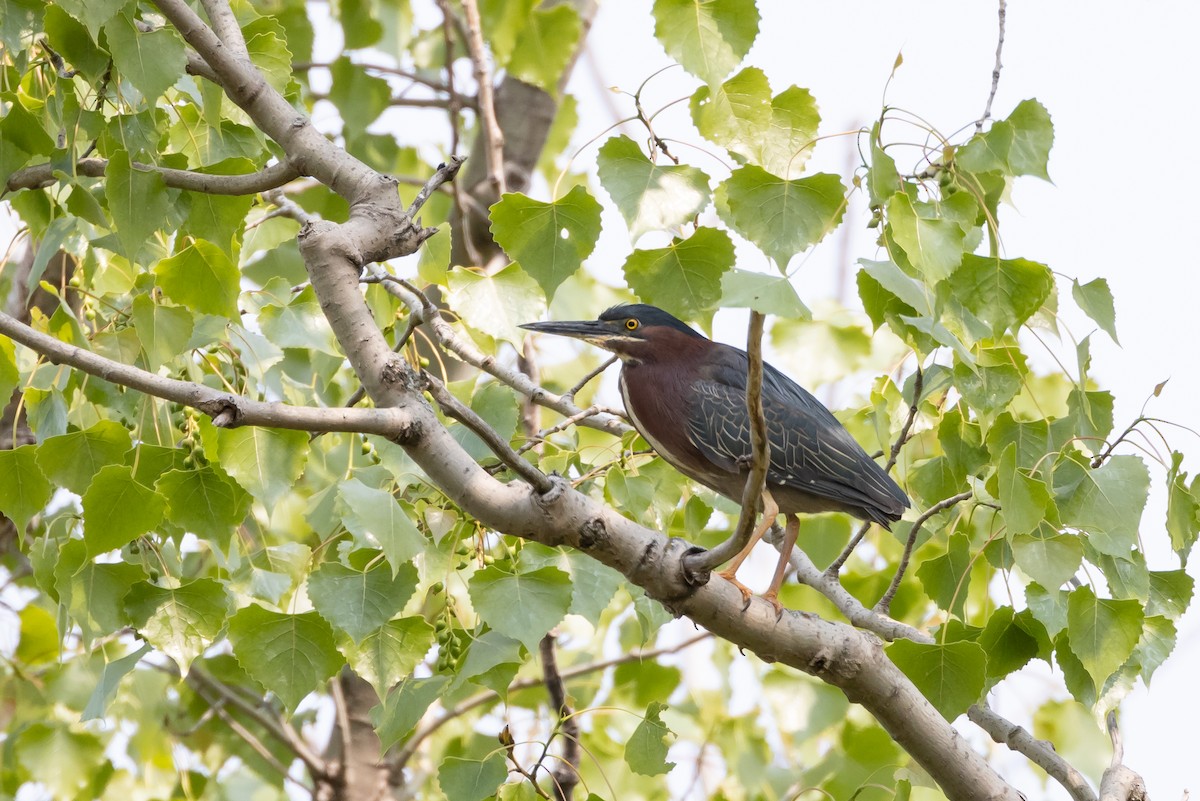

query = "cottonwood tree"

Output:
[[0, 1, 1191, 800]]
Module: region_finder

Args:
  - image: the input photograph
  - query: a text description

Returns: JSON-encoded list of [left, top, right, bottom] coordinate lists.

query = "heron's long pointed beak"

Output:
[[519, 320, 609, 339]]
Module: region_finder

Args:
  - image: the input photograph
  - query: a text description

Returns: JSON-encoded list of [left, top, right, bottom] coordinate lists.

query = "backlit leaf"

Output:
[[653, 0, 759, 85], [1064, 586, 1143, 690], [622, 226, 734, 325], [597, 134, 711, 241], [489, 186, 603, 300], [308, 559, 419, 643], [81, 464, 166, 556], [625, 701, 675, 775], [886, 639, 986, 720], [468, 565, 572, 651], [228, 606, 344, 712], [717, 166, 846, 267], [154, 239, 241, 320]]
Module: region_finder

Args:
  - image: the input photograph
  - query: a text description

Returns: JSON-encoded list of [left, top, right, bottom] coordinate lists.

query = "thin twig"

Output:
[[294, 60, 454, 94], [1107, 710, 1122, 768], [409, 155, 466, 217], [404, 287, 630, 436], [563, 356, 618, 403], [875, 490, 972, 614], [685, 311, 770, 574], [330, 675, 353, 786], [460, 0, 506, 195], [515, 406, 603, 455], [976, 0, 1008, 132], [540, 634, 581, 801], [422, 370, 555, 493], [188, 667, 330, 779], [826, 367, 922, 576]]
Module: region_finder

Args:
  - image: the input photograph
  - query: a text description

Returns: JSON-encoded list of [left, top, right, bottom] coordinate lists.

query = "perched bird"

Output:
[[521, 304, 909, 611]]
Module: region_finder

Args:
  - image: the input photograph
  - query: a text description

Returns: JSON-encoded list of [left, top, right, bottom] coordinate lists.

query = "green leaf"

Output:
[[155, 467, 251, 546], [1025, 582, 1069, 639], [259, 285, 340, 355], [43, 5, 110, 80], [438, 755, 508, 801], [0, 335, 16, 404], [467, 565, 573, 651], [228, 606, 344, 711], [946, 254, 1053, 337], [179, 161, 259, 257], [653, 0, 759, 85], [625, 701, 675, 776], [997, 443, 1053, 537], [886, 639, 986, 720], [488, 186, 602, 300], [328, 56, 391, 136], [102, 11, 186, 102], [1072, 278, 1118, 344], [0, 445, 53, 534], [597, 134, 711, 241], [105, 150, 170, 264], [308, 559, 419, 643], [719, 269, 810, 318], [1058, 455, 1150, 557], [1147, 570, 1193, 620], [622, 226, 735, 325], [916, 532, 972, 618], [347, 617, 436, 697], [506, 4, 582, 93], [978, 607, 1039, 682], [338, 479, 426, 574], [81, 641, 149, 719], [453, 629, 523, 698], [154, 239, 241, 320], [54, 539, 146, 641], [1165, 452, 1199, 565], [214, 426, 309, 506], [1065, 585, 1144, 690], [13, 723, 105, 799], [690, 68, 820, 178], [1011, 533, 1083, 591], [54, 0, 125, 39], [1134, 615, 1176, 685], [124, 579, 232, 670], [81, 464, 166, 556], [372, 675, 450, 750], [957, 99, 1054, 180], [716, 166, 846, 267], [130, 294, 194, 370], [448, 263, 547, 344], [952, 361, 1020, 414], [886, 193, 966, 282]]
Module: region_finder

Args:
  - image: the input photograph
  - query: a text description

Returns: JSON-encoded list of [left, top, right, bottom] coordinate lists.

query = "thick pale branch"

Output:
[[6, 158, 298, 195], [0, 311, 415, 437]]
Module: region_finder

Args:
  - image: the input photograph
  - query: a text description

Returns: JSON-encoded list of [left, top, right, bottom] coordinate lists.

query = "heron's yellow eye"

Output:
[[625, 318, 639, 331]]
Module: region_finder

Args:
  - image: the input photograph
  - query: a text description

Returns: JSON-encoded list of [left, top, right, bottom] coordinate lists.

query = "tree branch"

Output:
[[188, 666, 330, 780], [539, 633, 581, 801], [460, 0, 506, 196], [0, 310, 417, 438], [686, 310, 770, 573], [5, 157, 299, 195], [422, 370, 554, 493], [967, 705, 1095, 801], [875, 490, 972, 614], [1099, 711, 1148, 801], [977, 0, 1008, 132]]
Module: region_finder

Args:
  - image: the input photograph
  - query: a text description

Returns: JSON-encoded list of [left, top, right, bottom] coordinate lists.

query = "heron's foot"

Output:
[[716, 569, 754, 611], [762, 589, 786, 620]]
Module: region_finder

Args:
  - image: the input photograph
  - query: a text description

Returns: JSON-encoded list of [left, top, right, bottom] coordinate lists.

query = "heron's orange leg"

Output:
[[716, 491, 779, 607], [762, 515, 800, 618]]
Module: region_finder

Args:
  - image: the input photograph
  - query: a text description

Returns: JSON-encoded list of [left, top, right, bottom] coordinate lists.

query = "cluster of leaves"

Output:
[[0, 0, 1197, 799]]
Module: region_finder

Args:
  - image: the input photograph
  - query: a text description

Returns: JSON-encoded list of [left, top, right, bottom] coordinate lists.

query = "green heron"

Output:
[[521, 304, 909, 610]]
